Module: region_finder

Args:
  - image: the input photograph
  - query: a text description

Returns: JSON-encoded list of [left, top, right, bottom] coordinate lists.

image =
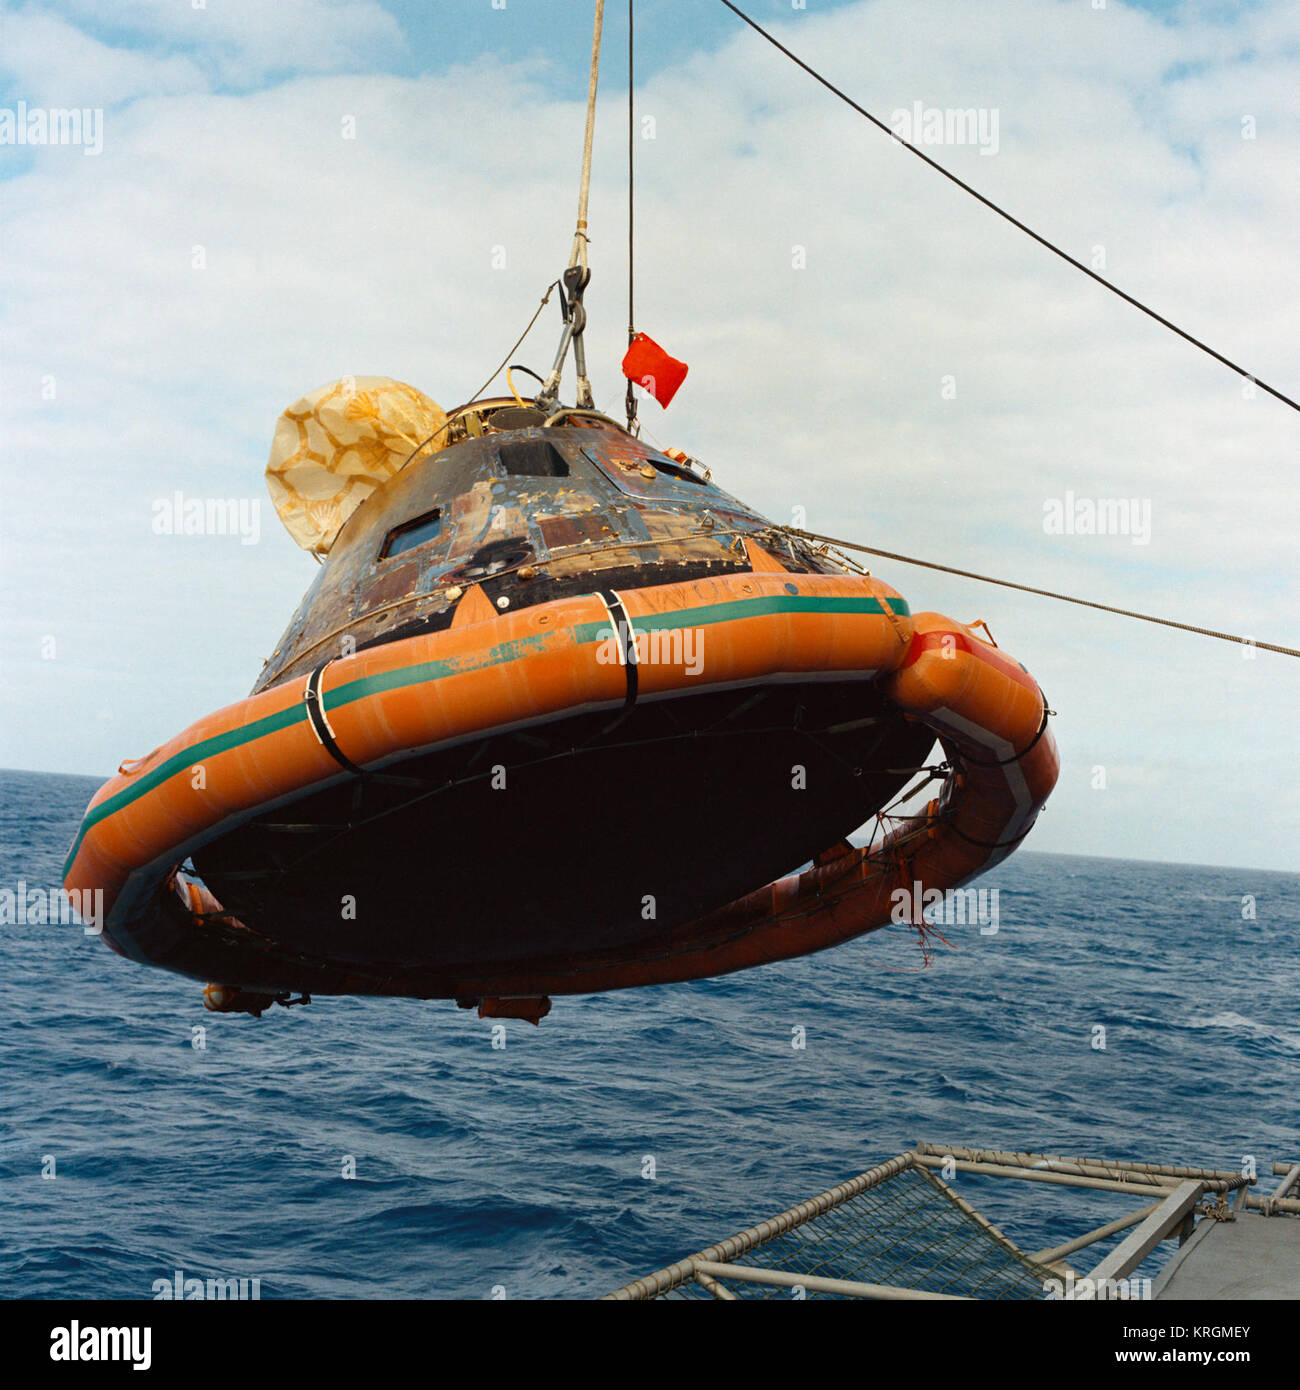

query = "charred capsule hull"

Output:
[[64, 415, 1057, 1006], [252, 423, 800, 691]]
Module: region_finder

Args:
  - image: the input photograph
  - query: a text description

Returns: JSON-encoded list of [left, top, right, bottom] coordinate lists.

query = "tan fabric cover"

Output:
[[265, 376, 446, 554]]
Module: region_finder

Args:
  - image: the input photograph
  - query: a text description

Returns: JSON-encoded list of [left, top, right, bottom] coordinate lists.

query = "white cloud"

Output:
[[0, 10, 207, 107], [5, 0, 406, 94]]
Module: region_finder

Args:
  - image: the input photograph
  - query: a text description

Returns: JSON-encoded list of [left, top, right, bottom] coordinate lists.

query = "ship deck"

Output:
[[605, 1142, 1300, 1300], [1152, 1204, 1300, 1300]]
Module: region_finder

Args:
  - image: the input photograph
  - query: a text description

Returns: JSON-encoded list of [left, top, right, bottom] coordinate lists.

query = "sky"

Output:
[[1, 0, 1297, 872]]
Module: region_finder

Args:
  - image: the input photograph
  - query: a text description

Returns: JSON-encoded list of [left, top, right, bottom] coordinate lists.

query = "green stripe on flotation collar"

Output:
[[570, 592, 909, 645], [64, 590, 908, 875]]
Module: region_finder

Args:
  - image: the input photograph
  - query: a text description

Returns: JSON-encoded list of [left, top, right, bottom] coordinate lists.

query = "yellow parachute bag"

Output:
[[265, 376, 446, 555]]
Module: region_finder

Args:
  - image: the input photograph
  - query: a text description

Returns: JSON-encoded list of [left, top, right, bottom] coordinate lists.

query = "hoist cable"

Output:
[[717, 0, 1300, 416]]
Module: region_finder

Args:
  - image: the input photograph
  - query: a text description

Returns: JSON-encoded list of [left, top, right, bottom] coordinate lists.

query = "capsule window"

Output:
[[497, 440, 570, 478], [380, 509, 443, 560], [649, 456, 706, 485]]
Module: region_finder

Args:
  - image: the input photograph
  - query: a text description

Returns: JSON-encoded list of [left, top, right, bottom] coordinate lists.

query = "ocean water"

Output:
[[1, 766, 1296, 1300]]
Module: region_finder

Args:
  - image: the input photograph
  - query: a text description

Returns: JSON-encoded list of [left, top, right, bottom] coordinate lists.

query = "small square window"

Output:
[[497, 440, 570, 478], [380, 509, 443, 560]]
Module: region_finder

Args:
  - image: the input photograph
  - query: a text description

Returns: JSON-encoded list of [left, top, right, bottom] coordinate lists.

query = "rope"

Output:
[[570, 0, 606, 273], [537, 2, 606, 411], [626, 0, 638, 433], [779, 526, 1300, 659], [400, 281, 559, 467], [717, 0, 1300, 418], [466, 283, 559, 404]]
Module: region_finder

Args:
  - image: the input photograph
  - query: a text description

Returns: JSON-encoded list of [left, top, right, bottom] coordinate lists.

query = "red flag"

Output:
[[621, 333, 689, 407]]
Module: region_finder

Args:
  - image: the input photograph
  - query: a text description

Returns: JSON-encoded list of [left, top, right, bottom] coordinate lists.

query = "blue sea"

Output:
[[1, 766, 1296, 1300]]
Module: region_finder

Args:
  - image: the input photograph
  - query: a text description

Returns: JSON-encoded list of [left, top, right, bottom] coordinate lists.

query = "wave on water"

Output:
[[1, 768, 1296, 1299]]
